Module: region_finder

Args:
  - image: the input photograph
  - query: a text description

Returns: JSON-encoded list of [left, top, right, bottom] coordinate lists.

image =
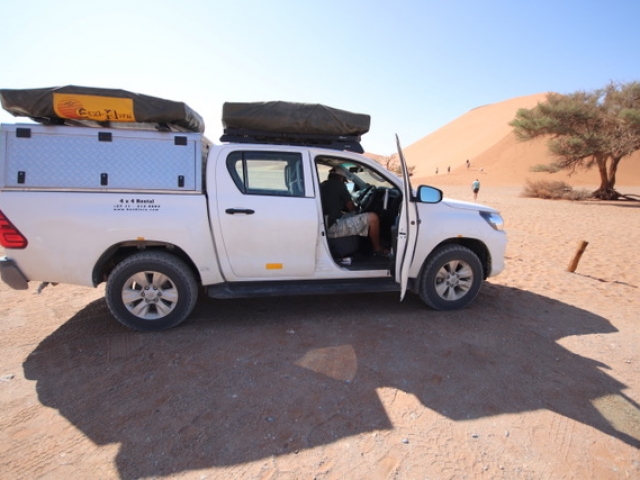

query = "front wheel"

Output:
[[106, 251, 199, 331], [418, 245, 483, 310]]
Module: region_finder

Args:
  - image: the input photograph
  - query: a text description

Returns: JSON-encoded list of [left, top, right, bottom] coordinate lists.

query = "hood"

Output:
[[441, 197, 499, 213]]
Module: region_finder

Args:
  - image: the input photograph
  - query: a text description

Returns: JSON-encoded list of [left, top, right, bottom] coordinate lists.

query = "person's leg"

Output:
[[366, 212, 387, 254], [331, 213, 388, 255]]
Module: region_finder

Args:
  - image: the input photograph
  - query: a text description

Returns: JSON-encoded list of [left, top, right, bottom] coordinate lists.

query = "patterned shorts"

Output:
[[327, 213, 370, 238]]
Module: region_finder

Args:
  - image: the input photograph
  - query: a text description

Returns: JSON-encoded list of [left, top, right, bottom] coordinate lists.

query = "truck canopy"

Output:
[[0, 85, 205, 133], [221, 101, 370, 153]]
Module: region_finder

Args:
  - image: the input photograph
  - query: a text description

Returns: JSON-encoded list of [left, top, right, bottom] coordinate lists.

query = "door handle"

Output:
[[225, 208, 255, 215]]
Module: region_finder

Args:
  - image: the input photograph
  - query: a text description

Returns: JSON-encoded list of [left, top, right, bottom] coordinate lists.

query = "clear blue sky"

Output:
[[1, 0, 638, 154]]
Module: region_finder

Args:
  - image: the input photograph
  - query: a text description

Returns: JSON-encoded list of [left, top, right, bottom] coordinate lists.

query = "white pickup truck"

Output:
[[0, 87, 506, 331]]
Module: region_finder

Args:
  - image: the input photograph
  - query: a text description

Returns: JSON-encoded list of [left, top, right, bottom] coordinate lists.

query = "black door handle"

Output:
[[225, 208, 255, 215]]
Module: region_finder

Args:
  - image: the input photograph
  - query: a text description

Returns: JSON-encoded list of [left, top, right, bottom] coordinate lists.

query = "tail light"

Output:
[[0, 210, 28, 249]]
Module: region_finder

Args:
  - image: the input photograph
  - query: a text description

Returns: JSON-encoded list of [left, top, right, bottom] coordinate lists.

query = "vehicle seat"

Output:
[[324, 214, 359, 258], [328, 235, 359, 257]]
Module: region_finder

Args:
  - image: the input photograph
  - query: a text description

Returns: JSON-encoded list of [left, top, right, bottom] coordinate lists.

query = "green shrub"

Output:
[[529, 163, 562, 173], [521, 179, 592, 200]]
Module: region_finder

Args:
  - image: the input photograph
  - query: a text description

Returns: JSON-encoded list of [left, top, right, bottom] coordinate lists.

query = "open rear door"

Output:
[[394, 135, 418, 300]]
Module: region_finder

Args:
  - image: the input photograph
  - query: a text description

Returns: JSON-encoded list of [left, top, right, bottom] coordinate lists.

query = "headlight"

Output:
[[480, 211, 505, 231]]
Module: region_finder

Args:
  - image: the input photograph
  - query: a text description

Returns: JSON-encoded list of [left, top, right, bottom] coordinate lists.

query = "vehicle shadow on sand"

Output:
[[23, 284, 640, 478]]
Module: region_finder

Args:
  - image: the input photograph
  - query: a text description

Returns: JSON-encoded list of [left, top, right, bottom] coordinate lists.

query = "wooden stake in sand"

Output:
[[567, 240, 589, 272]]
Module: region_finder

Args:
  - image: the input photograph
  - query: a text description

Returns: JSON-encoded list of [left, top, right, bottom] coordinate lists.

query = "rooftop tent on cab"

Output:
[[220, 101, 370, 153], [0, 85, 205, 133]]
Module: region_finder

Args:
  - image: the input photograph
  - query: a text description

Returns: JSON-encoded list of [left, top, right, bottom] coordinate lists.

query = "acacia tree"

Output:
[[510, 82, 640, 200]]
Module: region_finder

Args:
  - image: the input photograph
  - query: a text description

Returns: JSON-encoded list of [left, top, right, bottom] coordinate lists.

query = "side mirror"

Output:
[[417, 185, 443, 203]]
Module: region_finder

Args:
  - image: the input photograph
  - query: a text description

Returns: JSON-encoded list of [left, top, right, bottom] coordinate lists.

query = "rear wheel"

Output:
[[418, 245, 483, 310], [106, 251, 199, 331]]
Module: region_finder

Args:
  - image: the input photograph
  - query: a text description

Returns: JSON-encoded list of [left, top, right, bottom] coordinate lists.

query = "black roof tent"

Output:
[[0, 85, 205, 133], [221, 101, 370, 153]]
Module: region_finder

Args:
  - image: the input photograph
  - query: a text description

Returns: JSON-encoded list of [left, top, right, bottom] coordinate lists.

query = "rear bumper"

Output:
[[0, 256, 29, 290]]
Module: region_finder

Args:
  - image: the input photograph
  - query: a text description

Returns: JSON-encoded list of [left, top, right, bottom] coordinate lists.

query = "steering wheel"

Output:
[[358, 185, 377, 212]]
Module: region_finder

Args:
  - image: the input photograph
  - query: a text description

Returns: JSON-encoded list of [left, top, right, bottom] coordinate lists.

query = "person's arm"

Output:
[[339, 184, 357, 212], [345, 199, 356, 212]]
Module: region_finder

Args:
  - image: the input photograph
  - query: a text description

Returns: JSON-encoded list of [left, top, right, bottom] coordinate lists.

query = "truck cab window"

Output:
[[227, 151, 304, 197]]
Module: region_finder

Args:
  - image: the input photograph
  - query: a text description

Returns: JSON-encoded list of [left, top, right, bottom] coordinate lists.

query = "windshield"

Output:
[[315, 156, 397, 192]]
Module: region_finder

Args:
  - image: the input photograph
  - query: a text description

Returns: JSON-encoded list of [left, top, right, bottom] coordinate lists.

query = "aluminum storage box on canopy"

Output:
[[0, 123, 205, 191]]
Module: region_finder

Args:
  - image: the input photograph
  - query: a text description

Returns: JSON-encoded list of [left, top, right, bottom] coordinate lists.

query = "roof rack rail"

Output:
[[220, 128, 364, 153]]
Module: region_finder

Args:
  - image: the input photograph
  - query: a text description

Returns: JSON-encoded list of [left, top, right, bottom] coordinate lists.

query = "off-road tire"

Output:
[[106, 251, 199, 331], [418, 245, 483, 310]]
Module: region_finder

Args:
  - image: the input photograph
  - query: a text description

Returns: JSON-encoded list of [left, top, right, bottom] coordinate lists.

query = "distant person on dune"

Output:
[[472, 179, 480, 200]]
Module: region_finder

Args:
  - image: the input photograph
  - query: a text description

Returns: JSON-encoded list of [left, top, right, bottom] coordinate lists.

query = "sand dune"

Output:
[[399, 93, 640, 189]]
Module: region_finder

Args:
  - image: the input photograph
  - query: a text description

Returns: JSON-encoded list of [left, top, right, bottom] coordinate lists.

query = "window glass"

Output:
[[227, 151, 305, 196], [315, 156, 395, 192]]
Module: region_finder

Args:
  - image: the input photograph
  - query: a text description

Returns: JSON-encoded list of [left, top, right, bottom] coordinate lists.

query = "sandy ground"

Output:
[[1, 183, 639, 479]]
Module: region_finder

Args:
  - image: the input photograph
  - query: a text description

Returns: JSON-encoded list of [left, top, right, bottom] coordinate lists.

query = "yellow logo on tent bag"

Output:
[[53, 93, 136, 122]]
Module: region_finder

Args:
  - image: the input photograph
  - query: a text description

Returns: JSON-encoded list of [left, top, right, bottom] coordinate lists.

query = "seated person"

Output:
[[320, 168, 389, 256]]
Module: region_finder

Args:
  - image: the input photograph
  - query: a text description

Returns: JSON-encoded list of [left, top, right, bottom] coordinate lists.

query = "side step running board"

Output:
[[206, 278, 399, 299]]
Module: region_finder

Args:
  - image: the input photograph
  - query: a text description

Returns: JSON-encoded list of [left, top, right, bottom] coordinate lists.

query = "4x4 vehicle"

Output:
[[0, 86, 506, 331]]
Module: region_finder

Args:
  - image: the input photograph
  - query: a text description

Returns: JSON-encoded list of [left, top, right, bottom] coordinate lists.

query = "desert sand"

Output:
[[1, 95, 639, 479]]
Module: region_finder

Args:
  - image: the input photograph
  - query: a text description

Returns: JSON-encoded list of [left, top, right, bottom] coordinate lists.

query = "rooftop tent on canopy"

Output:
[[0, 85, 205, 133]]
